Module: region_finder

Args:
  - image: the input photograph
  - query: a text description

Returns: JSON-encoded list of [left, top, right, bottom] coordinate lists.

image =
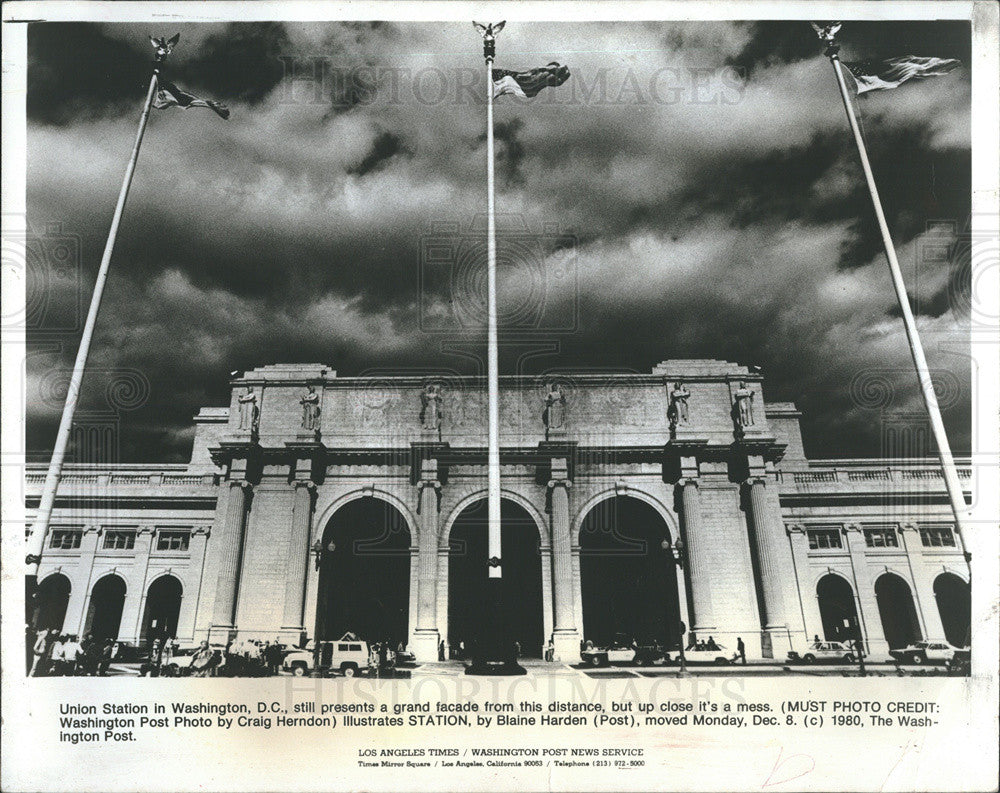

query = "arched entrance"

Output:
[[816, 574, 860, 642], [579, 496, 682, 650], [448, 499, 544, 658], [84, 575, 126, 641], [874, 573, 922, 649], [140, 576, 183, 645], [315, 498, 411, 646], [33, 574, 71, 633], [933, 573, 970, 647]]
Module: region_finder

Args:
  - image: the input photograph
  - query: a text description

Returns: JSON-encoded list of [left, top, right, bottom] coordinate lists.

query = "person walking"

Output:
[[80, 633, 98, 676], [265, 640, 283, 675], [736, 637, 747, 665], [30, 629, 53, 677], [438, 639, 445, 662], [149, 638, 163, 677], [62, 634, 83, 675], [98, 639, 115, 676]]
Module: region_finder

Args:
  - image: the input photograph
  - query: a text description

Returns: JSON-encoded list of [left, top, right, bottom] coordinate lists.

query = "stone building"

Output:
[[26, 360, 972, 663]]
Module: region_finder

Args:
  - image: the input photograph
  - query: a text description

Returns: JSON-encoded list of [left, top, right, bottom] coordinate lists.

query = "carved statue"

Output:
[[543, 382, 566, 430], [236, 385, 258, 431], [669, 382, 690, 425], [420, 383, 443, 432], [300, 385, 320, 431], [734, 381, 755, 427]]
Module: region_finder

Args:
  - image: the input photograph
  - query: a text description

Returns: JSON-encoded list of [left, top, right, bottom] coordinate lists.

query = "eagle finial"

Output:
[[149, 33, 180, 63]]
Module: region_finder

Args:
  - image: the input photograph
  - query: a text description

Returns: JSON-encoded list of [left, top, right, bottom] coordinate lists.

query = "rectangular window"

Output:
[[48, 529, 82, 550], [919, 526, 956, 547], [102, 530, 136, 550], [155, 530, 190, 552], [807, 529, 842, 550], [864, 528, 899, 548]]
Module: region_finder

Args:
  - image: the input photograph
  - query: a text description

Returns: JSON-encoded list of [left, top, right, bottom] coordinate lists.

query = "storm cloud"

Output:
[[25, 20, 972, 462]]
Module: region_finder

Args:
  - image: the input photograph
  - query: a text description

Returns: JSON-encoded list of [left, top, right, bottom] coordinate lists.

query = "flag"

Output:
[[492, 62, 570, 99], [153, 79, 230, 119], [841, 56, 960, 94]]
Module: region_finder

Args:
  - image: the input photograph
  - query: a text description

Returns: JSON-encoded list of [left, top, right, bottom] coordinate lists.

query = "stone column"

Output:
[[745, 476, 789, 633], [64, 525, 102, 636], [211, 480, 252, 635], [548, 458, 580, 661], [177, 526, 210, 642], [679, 477, 716, 634], [281, 480, 315, 639], [412, 476, 441, 662]]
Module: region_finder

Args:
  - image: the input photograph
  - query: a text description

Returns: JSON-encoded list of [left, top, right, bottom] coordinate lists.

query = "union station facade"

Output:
[[26, 359, 973, 663]]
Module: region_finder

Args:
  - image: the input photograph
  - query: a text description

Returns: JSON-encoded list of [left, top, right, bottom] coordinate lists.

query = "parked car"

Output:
[[683, 643, 732, 665], [281, 642, 315, 677], [581, 641, 636, 667], [314, 634, 370, 677], [787, 641, 855, 664], [889, 641, 961, 665], [632, 643, 667, 666], [111, 641, 149, 663]]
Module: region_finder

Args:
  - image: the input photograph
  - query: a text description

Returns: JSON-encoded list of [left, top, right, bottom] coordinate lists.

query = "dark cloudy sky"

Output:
[[25, 20, 972, 463]]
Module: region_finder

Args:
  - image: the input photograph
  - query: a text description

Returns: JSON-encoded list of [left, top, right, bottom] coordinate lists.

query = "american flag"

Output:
[[492, 63, 571, 99], [842, 57, 961, 94], [153, 80, 230, 119]]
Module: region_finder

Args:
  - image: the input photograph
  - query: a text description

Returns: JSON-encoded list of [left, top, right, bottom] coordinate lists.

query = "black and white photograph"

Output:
[[2, 2, 998, 791]]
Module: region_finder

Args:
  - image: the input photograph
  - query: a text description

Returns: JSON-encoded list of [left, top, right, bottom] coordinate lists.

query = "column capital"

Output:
[[293, 479, 317, 493], [192, 525, 211, 536], [83, 524, 101, 535], [843, 523, 861, 534], [416, 479, 442, 514], [899, 522, 918, 533], [744, 475, 767, 488], [229, 479, 253, 492], [785, 523, 804, 535], [677, 477, 700, 489], [547, 478, 571, 491], [137, 525, 155, 535]]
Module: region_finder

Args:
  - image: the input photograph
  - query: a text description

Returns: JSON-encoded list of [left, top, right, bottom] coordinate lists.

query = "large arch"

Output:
[[84, 574, 127, 641], [933, 572, 970, 647], [447, 497, 545, 658], [140, 575, 183, 646], [33, 573, 71, 633], [315, 497, 412, 647], [578, 495, 683, 650], [874, 573, 922, 649], [816, 573, 860, 643]]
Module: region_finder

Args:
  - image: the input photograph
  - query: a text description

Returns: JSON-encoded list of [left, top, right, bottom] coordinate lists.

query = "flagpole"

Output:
[[485, 37, 501, 592], [467, 23, 524, 675], [25, 62, 162, 608], [822, 34, 971, 566]]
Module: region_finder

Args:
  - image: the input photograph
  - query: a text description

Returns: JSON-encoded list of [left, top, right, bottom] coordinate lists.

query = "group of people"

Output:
[[140, 637, 288, 677], [29, 629, 116, 677]]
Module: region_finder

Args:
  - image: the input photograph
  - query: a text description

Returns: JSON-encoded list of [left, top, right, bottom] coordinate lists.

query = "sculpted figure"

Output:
[[237, 386, 257, 431], [544, 382, 566, 430], [734, 381, 755, 427], [300, 385, 320, 431], [669, 382, 690, 425], [420, 383, 443, 432]]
